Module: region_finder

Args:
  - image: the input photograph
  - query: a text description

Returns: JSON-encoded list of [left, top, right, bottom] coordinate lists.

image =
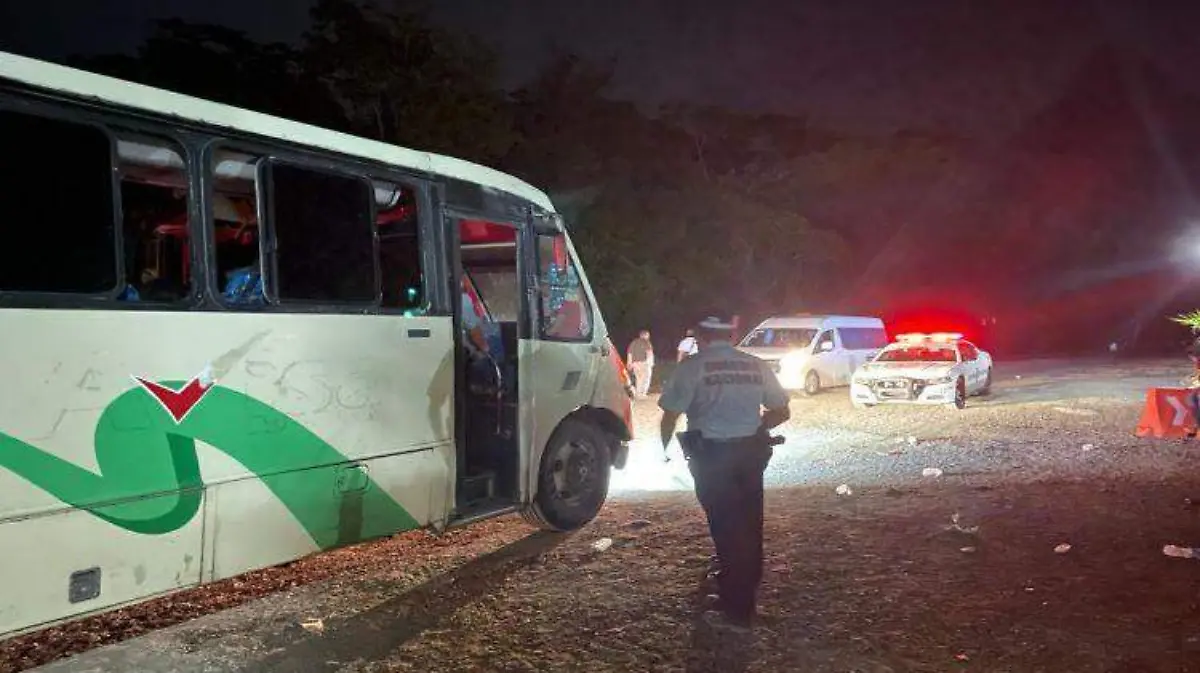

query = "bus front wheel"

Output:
[[522, 418, 612, 531]]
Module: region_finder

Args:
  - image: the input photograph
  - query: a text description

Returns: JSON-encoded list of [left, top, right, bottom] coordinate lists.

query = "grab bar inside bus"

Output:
[[481, 351, 505, 437]]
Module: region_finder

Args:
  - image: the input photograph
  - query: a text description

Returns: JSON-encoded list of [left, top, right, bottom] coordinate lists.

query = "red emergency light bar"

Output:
[[895, 332, 963, 343]]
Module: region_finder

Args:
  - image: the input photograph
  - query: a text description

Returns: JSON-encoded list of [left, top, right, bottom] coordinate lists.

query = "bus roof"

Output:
[[0, 50, 555, 212]]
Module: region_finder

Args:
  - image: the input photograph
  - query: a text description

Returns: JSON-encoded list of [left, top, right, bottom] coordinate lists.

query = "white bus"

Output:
[[0, 51, 633, 639]]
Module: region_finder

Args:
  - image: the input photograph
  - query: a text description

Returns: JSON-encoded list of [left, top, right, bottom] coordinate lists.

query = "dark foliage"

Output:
[[63, 2, 1200, 355]]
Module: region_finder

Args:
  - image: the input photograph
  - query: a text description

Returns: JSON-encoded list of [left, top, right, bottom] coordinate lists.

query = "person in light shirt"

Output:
[[676, 329, 699, 362], [626, 330, 655, 398]]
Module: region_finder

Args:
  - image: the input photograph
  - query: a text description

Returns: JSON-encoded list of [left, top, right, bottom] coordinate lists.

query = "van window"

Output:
[[741, 328, 817, 349], [813, 330, 835, 353], [839, 327, 889, 350]]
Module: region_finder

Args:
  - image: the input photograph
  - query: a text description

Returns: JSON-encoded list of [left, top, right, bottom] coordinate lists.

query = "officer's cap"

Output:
[[698, 316, 735, 331]]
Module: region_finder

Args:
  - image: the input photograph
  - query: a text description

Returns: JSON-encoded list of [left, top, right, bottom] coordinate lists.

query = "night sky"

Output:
[[4, 0, 1200, 138]]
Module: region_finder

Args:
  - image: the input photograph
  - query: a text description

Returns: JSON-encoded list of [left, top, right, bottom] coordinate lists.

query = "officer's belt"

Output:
[[701, 435, 758, 445]]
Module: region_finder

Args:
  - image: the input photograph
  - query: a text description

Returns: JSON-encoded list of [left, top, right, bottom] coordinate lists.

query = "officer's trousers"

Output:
[[686, 438, 772, 620]]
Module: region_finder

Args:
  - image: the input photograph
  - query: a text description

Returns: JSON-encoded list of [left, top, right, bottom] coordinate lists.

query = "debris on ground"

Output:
[[1054, 543, 1072, 554], [922, 467, 945, 478], [591, 538, 614, 553], [1081, 443, 1096, 452], [1163, 544, 1197, 559], [299, 618, 325, 635], [947, 512, 980, 534], [836, 484, 853, 496], [625, 519, 653, 530], [1054, 407, 1100, 417], [960, 546, 977, 554]]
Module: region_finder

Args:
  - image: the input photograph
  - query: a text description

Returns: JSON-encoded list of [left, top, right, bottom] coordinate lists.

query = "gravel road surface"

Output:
[[612, 358, 1194, 494]]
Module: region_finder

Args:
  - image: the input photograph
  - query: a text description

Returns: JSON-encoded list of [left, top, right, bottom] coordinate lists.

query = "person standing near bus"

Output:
[[658, 316, 790, 632], [626, 330, 655, 398], [677, 329, 699, 361]]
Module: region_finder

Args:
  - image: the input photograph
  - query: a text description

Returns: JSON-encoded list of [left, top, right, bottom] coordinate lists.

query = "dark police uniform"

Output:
[[659, 321, 789, 624]]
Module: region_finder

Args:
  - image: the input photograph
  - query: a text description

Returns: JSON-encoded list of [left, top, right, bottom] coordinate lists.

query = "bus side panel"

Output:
[[204, 446, 450, 582], [0, 311, 457, 520], [0, 309, 456, 637], [0, 495, 204, 636]]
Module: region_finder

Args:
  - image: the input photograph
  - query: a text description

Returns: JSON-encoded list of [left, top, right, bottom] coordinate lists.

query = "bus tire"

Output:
[[521, 418, 612, 531]]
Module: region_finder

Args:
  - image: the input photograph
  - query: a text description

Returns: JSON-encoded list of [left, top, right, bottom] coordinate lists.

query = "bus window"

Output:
[[537, 233, 592, 341], [210, 149, 264, 306], [376, 180, 424, 313], [266, 162, 375, 304], [116, 135, 189, 302], [0, 109, 118, 294]]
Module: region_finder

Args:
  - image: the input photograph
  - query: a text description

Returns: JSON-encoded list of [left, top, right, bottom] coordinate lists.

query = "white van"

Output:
[[737, 315, 889, 394]]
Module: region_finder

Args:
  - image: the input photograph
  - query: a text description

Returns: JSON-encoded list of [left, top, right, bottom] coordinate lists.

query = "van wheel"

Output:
[[804, 371, 821, 397], [521, 419, 611, 531]]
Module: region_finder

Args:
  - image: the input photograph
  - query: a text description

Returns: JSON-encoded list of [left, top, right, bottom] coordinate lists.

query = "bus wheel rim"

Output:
[[550, 439, 599, 505]]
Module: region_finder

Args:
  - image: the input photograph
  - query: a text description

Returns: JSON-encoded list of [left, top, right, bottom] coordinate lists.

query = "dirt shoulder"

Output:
[[16, 478, 1200, 673]]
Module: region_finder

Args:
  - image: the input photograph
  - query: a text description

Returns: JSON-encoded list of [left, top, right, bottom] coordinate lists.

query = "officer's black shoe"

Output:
[[703, 593, 760, 619], [702, 609, 753, 634]]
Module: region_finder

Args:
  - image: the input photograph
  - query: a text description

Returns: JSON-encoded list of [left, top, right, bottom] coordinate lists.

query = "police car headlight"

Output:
[[927, 376, 954, 385], [780, 350, 807, 372], [852, 374, 870, 385]]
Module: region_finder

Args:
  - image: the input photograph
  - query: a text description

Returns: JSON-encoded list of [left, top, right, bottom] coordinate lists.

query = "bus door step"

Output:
[[461, 471, 496, 502]]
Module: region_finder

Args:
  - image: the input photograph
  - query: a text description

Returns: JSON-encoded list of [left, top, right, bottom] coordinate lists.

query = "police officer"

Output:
[[658, 316, 790, 630]]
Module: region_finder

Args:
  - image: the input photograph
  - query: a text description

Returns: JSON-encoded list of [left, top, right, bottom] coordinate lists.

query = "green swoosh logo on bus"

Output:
[[0, 382, 416, 548]]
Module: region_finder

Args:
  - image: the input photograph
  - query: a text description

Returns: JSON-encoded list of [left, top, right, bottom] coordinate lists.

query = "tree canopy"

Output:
[[68, 0, 860, 346], [64, 0, 1198, 354]]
